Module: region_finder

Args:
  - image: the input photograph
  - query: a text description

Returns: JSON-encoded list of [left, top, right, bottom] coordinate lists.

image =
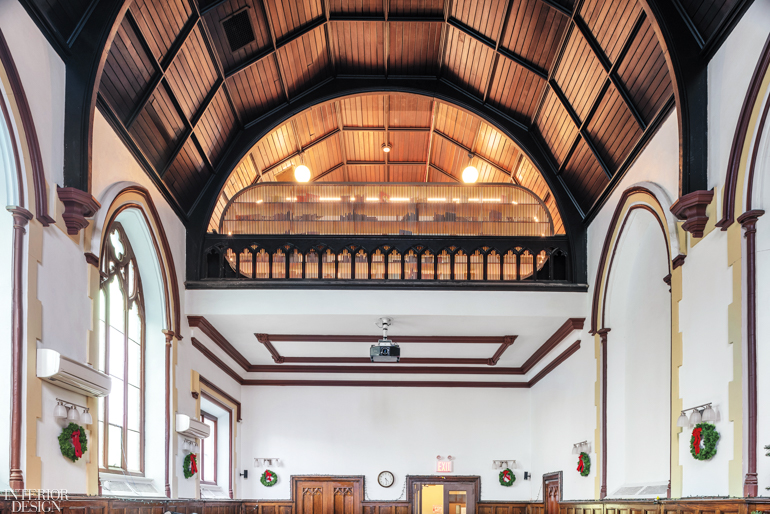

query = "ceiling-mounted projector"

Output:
[[370, 317, 400, 363]]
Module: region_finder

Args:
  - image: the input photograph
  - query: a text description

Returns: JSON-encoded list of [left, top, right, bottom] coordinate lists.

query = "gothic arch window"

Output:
[[98, 222, 145, 474]]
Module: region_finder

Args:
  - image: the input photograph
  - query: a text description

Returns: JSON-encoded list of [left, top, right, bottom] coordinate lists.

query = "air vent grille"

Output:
[[222, 9, 255, 53]]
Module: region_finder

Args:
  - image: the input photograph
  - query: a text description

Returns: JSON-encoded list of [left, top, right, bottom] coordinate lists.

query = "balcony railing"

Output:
[[193, 183, 576, 289]]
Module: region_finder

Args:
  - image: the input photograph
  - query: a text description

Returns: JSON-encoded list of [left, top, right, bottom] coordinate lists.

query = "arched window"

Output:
[[98, 223, 145, 474]]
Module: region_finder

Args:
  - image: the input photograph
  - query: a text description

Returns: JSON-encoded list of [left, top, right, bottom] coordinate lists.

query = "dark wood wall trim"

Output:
[[57, 186, 100, 236], [191, 337, 244, 385], [521, 319, 583, 373], [189, 316, 251, 371], [738, 209, 764, 497], [528, 341, 581, 387], [718, 33, 770, 230], [267, 335, 511, 344], [8, 206, 32, 491], [199, 375, 242, 422], [597, 328, 610, 500], [591, 187, 671, 334], [0, 28, 54, 226], [200, 391, 234, 499]]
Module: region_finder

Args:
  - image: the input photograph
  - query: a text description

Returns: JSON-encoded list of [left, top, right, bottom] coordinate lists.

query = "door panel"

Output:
[[293, 477, 362, 514]]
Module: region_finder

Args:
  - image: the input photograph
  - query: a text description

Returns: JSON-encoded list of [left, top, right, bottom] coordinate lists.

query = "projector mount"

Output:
[[375, 317, 392, 340], [371, 317, 400, 362]]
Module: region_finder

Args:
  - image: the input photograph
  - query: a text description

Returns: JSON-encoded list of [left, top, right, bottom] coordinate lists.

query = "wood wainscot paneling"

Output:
[[246, 501, 295, 514], [477, 502, 530, 514], [362, 501, 411, 514]]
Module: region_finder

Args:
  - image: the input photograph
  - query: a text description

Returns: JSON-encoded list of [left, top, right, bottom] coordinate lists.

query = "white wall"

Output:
[[604, 211, 671, 495], [239, 387, 532, 501]]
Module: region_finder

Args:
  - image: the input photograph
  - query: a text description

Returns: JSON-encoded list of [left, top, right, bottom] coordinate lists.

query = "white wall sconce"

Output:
[[55, 398, 92, 425], [254, 457, 280, 467], [572, 441, 591, 454], [492, 460, 516, 469], [677, 403, 717, 428], [182, 438, 200, 453]]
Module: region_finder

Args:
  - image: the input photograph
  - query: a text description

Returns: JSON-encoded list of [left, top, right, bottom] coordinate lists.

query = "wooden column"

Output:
[[8, 206, 32, 491], [597, 328, 610, 500], [738, 210, 763, 497]]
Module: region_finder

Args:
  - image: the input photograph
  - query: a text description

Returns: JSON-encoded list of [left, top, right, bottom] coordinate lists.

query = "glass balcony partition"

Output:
[[218, 183, 554, 238]]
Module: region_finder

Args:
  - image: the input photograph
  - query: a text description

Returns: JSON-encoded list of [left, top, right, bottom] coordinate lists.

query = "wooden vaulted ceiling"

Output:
[[86, 0, 737, 223], [207, 93, 566, 234]]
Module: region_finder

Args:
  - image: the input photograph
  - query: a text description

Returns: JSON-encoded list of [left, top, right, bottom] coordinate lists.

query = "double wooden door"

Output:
[[294, 477, 362, 514]]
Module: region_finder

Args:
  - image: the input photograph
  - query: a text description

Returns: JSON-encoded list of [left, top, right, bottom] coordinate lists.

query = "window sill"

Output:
[[200, 483, 228, 499], [99, 473, 163, 497]]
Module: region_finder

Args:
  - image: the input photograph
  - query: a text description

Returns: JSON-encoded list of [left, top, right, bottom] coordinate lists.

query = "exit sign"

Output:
[[436, 460, 453, 472]]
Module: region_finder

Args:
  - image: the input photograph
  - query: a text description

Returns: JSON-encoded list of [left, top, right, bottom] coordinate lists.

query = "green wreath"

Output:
[[498, 468, 515, 486], [58, 422, 88, 462], [183, 453, 198, 479], [690, 423, 719, 460], [261, 469, 278, 487], [577, 452, 590, 476]]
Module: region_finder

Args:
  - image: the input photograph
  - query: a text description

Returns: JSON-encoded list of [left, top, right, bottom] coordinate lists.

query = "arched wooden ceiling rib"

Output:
[[207, 92, 566, 234]]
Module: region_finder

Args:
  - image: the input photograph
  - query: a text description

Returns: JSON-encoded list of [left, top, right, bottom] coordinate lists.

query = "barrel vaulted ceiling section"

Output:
[[96, 0, 681, 228]]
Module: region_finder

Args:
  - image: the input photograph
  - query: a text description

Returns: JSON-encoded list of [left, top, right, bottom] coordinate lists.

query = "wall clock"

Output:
[[378, 471, 395, 488]]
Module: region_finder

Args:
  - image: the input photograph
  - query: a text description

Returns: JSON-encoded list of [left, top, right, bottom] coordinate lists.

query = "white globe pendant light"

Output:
[[294, 164, 311, 182], [462, 152, 479, 183]]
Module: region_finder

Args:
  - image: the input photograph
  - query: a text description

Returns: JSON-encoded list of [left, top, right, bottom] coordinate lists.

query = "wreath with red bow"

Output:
[[183, 453, 198, 479], [498, 468, 515, 486], [261, 469, 278, 487], [577, 452, 590, 477], [58, 422, 88, 462], [690, 423, 719, 460]]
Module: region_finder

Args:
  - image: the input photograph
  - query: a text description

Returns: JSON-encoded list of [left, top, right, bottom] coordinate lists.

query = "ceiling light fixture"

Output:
[[294, 153, 311, 182], [462, 152, 479, 183], [382, 143, 392, 153]]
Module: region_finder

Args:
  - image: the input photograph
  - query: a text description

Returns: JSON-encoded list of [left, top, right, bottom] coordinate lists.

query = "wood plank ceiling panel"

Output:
[[329, 0, 383, 16], [427, 167, 458, 182], [533, 89, 578, 166], [474, 122, 521, 171], [251, 122, 297, 171], [388, 95, 433, 128], [344, 131, 387, 161], [678, 0, 740, 41], [451, 0, 508, 41], [130, 0, 191, 63], [388, 131, 430, 162], [347, 165, 387, 182], [486, 57, 545, 125], [430, 136, 468, 180], [340, 95, 385, 126], [275, 26, 332, 98], [330, 21, 386, 75], [388, 22, 443, 76], [129, 85, 186, 170], [389, 165, 427, 182], [433, 103, 480, 149], [314, 167, 346, 182], [389, 0, 445, 16], [264, 0, 324, 41], [580, 0, 642, 64], [553, 29, 605, 121], [294, 103, 339, 147], [99, 16, 156, 124], [226, 56, 286, 123], [560, 136, 608, 213], [166, 26, 219, 120], [615, 16, 672, 125], [585, 83, 642, 173], [500, 0, 569, 72], [441, 25, 496, 99], [163, 138, 211, 211], [516, 158, 565, 234], [303, 134, 344, 179], [222, 155, 260, 201], [202, 0, 273, 73], [194, 89, 239, 166]]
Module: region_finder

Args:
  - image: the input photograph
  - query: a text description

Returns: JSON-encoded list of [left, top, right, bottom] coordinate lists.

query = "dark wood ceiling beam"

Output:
[[447, 18, 548, 79], [425, 99, 438, 182], [342, 126, 431, 132], [188, 315, 251, 371], [430, 163, 460, 182], [249, 362, 524, 374], [385, 94, 390, 180], [534, 0, 573, 17], [334, 101, 349, 181], [281, 357, 493, 366], [483, 0, 512, 106], [159, 13, 201, 71], [347, 161, 426, 166], [433, 130, 512, 178], [328, 15, 444, 22], [311, 162, 344, 181], [266, 334, 510, 343]]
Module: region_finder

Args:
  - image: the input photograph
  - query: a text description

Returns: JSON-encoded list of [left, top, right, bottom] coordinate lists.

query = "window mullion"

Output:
[[123, 281, 129, 472]]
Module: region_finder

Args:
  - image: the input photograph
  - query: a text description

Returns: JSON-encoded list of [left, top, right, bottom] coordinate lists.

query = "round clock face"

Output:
[[378, 471, 395, 488]]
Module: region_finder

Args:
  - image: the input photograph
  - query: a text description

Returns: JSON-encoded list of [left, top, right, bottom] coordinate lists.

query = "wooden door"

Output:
[[293, 477, 362, 514], [543, 473, 560, 514]]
